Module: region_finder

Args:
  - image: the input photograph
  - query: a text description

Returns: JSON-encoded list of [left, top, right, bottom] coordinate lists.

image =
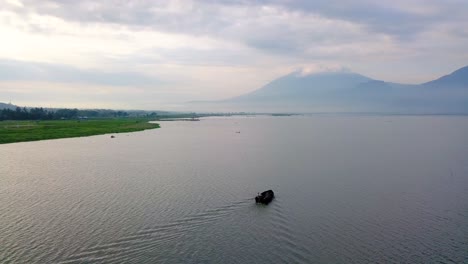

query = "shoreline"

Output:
[[0, 118, 160, 145]]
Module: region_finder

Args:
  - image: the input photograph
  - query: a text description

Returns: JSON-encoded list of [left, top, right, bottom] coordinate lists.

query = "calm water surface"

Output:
[[1, 116, 467, 263]]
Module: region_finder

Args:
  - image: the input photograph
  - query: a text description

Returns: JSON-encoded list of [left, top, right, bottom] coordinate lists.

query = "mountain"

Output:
[[0, 102, 17, 110], [423, 66, 468, 88], [189, 66, 468, 113]]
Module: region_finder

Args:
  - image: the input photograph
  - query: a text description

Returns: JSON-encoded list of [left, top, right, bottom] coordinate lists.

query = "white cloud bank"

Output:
[[0, 0, 467, 109]]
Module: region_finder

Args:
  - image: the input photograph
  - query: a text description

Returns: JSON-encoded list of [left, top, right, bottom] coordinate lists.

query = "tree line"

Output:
[[0, 107, 130, 121]]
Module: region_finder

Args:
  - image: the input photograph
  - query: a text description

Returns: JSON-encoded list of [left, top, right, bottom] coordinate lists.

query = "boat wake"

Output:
[[258, 198, 314, 263], [57, 199, 250, 263]]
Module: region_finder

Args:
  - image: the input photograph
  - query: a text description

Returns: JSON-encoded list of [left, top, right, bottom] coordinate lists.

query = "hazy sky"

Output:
[[1, 0, 467, 109]]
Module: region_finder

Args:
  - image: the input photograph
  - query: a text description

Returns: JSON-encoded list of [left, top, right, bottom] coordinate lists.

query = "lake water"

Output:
[[1, 115, 467, 263]]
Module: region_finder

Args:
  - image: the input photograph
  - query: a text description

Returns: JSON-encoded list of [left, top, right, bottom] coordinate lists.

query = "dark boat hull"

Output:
[[255, 190, 275, 205]]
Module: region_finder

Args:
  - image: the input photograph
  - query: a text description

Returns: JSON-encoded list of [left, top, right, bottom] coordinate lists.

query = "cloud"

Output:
[[13, 0, 468, 41], [4, 0, 465, 64], [0, 59, 162, 87], [245, 0, 468, 38], [0, 81, 172, 109], [0, 0, 467, 109], [296, 65, 352, 76]]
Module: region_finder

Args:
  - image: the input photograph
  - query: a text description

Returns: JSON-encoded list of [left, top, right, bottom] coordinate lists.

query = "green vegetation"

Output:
[[0, 118, 159, 144], [0, 107, 133, 121], [0, 107, 266, 144]]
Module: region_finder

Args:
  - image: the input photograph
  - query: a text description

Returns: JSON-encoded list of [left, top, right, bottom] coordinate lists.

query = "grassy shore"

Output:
[[0, 118, 160, 144]]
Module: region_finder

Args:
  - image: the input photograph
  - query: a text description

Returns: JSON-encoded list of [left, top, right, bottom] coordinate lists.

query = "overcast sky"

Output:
[[1, 0, 467, 109]]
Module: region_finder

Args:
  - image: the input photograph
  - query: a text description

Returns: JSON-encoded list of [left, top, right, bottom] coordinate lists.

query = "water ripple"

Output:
[[57, 199, 250, 263]]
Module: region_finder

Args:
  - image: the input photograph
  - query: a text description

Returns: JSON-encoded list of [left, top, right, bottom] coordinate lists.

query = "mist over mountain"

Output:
[[189, 66, 468, 113], [0, 102, 17, 110]]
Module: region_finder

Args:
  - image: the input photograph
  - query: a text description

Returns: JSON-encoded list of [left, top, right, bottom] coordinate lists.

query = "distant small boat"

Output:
[[110, 135, 115, 138], [255, 190, 275, 205], [236, 131, 240, 133]]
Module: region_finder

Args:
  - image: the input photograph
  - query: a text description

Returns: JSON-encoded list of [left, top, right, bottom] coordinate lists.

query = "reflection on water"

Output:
[[1, 116, 467, 263]]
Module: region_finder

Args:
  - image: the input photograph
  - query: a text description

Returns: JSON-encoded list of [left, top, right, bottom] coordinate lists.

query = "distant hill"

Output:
[[0, 102, 17, 110], [189, 66, 468, 113], [423, 66, 468, 88]]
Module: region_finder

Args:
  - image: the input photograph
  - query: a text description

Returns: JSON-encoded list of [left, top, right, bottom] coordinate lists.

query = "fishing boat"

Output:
[[255, 190, 275, 205]]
